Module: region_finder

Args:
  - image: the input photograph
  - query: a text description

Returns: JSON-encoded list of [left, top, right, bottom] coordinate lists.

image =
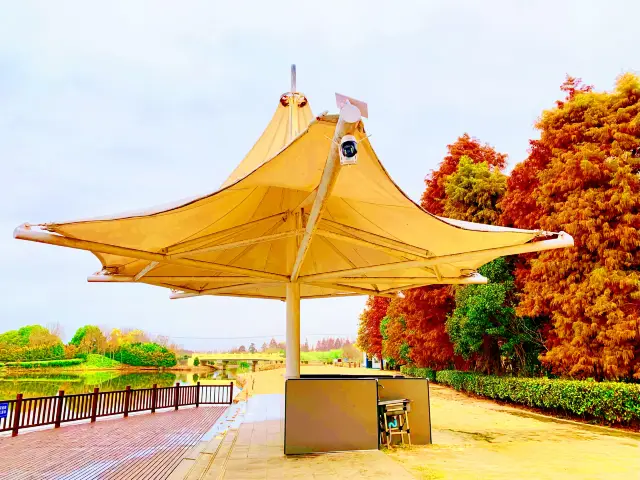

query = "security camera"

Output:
[[340, 135, 358, 166]]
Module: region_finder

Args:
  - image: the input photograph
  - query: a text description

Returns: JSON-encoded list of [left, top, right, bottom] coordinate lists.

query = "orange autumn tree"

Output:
[[385, 286, 457, 369], [356, 296, 391, 360], [421, 133, 507, 214], [499, 77, 595, 368], [501, 77, 594, 230], [516, 73, 640, 380], [380, 315, 410, 368]]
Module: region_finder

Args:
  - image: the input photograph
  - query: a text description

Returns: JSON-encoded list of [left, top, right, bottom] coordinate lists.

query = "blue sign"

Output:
[[0, 403, 8, 419]]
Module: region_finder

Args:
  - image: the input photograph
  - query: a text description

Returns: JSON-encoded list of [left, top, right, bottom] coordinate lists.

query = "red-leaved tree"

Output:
[[356, 296, 391, 359], [386, 286, 459, 369]]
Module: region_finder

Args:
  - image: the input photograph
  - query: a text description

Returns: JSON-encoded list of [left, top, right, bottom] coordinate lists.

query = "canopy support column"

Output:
[[285, 282, 301, 380]]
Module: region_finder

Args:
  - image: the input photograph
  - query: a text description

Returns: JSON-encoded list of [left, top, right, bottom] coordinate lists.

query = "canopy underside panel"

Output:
[[16, 91, 571, 300]]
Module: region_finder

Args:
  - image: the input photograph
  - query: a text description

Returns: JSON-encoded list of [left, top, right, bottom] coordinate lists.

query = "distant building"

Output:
[[362, 352, 382, 369]]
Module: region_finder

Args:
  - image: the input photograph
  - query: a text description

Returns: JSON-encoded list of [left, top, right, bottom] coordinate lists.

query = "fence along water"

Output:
[[0, 382, 233, 436]]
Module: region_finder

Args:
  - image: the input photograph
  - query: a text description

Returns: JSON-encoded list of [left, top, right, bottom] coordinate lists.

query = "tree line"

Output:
[[226, 337, 354, 354], [358, 74, 640, 381], [0, 324, 178, 367]]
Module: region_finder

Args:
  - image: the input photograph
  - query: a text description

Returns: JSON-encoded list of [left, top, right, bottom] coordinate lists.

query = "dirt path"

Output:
[[242, 366, 639, 479], [387, 384, 640, 479]]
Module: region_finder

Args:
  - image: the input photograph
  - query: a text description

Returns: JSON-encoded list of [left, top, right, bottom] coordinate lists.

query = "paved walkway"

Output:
[[0, 406, 227, 480], [177, 394, 415, 479]]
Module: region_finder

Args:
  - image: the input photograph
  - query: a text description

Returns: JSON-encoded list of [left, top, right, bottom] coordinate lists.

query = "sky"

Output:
[[1, 1, 638, 351]]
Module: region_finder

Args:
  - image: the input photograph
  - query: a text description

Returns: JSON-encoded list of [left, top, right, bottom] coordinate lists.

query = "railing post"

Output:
[[151, 384, 157, 413], [90, 387, 99, 423], [54, 390, 64, 428], [196, 382, 200, 408], [174, 382, 180, 410], [11, 394, 22, 437], [124, 386, 131, 418], [229, 381, 234, 404]]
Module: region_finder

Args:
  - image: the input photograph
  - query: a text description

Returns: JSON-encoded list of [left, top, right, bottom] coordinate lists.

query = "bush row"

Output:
[[0, 343, 66, 362], [0, 358, 84, 369], [400, 367, 640, 425], [115, 343, 177, 367], [400, 365, 436, 382]]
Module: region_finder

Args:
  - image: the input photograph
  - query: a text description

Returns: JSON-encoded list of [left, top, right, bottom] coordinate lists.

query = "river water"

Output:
[[0, 368, 240, 400]]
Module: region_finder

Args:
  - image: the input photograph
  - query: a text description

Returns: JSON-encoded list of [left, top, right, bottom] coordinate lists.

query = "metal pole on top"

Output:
[[291, 64, 296, 93], [289, 64, 296, 142]]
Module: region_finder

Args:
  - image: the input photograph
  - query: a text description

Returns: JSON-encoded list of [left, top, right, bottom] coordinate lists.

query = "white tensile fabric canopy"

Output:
[[14, 75, 573, 378]]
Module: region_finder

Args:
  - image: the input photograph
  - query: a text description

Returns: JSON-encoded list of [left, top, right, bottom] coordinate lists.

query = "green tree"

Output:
[[421, 133, 507, 215], [193, 356, 200, 367], [0, 325, 58, 347], [70, 325, 107, 355], [443, 156, 506, 224], [446, 258, 545, 375], [0, 325, 64, 362], [440, 155, 538, 374], [380, 316, 411, 368]]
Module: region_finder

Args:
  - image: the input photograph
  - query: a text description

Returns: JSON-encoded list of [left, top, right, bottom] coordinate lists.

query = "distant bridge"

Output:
[[189, 353, 284, 371]]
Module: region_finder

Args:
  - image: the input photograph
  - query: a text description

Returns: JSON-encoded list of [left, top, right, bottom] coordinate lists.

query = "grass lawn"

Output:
[[81, 354, 121, 369], [300, 349, 343, 363]]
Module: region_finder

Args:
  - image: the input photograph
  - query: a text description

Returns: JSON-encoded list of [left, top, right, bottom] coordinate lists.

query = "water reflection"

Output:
[[0, 369, 240, 400]]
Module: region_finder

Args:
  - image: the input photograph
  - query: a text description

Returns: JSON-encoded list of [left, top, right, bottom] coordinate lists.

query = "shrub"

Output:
[[3, 358, 84, 369], [115, 343, 177, 367], [0, 343, 66, 363], [435, 370, 640, 425], [400, 365, 436, 382], [193, 357, 200, 367]]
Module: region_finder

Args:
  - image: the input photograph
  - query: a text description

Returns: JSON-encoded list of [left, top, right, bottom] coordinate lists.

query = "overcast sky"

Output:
[[1, 1, 637, 351]]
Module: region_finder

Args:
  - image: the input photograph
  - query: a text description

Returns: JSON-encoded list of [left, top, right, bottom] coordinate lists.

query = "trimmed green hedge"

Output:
[[400, 365, 436, 382], [1, 358, 84, 369], [434, 370, 640, 425], [115, 343, 177, 367], [0, 344, 66, 363]]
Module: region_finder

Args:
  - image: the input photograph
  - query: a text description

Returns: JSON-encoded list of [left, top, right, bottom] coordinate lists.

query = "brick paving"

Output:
[[0, 405, 227, 480]]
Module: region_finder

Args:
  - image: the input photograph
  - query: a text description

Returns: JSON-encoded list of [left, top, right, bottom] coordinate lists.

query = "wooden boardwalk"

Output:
[[0, 405, 227, 480]]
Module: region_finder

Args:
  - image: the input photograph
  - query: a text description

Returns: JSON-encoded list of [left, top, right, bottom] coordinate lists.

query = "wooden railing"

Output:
[[0, 382, 233, 437]]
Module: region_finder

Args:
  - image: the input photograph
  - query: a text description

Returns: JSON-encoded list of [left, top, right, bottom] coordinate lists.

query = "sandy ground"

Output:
[[241, 366, 640, 479]]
